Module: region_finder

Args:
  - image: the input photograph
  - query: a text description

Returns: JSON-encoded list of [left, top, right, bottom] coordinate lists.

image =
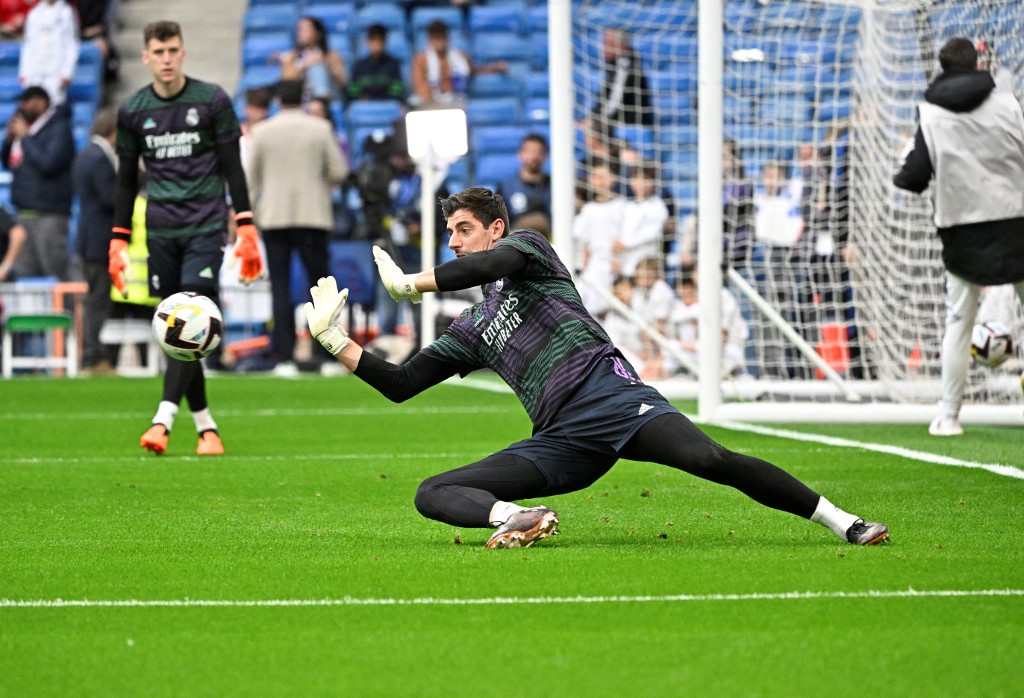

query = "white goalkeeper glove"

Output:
[[373, 245, 422, 303], [303, 276, 350, 355]]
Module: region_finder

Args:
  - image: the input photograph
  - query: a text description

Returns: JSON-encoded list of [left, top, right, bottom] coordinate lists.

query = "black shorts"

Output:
[[147, 231, 225, 299], [499, 354, 679, 495]]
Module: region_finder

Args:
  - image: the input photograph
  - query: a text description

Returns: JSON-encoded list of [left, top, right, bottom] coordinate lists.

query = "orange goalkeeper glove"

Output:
[[108, 234, 131, 298], [231, 212, 264, 285]]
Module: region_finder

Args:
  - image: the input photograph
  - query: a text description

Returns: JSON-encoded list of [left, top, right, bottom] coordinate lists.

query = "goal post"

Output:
[[554, 0, 1024, 424]]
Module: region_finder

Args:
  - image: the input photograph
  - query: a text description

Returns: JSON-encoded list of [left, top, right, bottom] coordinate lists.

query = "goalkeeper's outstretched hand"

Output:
[[373, 245, 422, 303], [304, 276, 350, 355], [231, 213, 264, 285], [108, 237, 132, 298]]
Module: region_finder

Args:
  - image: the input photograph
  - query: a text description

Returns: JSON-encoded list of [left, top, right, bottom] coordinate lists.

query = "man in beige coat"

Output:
[[248, 79, 348, 373]]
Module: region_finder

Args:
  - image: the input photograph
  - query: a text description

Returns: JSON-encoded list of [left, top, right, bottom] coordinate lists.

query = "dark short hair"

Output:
[[17, 85, 50, 104], [939, 37, 977, 73], [521, 133, 548, 151], [440, 188, 510, 235], [632, 162, 660, 181], [143, 20, 182, 46], [245, 87, 273, 110], [276, 79, 304, 107], [426, 19, 449, 38], [367, 23, 388, 40], [90, 107, 117, 138]]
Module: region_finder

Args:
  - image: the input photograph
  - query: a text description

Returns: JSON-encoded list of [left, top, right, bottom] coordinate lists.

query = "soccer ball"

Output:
[[152, 292, 224, 362], [970, 321, 1014, 368]]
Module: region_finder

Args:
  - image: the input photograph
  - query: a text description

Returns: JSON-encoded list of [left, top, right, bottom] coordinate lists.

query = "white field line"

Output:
[[714, 420, 1024, 481], [1, 588, 1022, 609]]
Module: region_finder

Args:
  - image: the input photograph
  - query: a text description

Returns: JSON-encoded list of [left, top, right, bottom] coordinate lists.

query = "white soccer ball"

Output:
[[970, 321, 1014, 368], [152, 292, 224, 362]]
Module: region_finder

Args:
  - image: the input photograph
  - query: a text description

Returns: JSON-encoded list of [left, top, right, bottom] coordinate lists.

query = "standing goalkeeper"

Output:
[[109, 21, 264, 456], [306, 188, 888, 548], [894, 37, 1024, 437]]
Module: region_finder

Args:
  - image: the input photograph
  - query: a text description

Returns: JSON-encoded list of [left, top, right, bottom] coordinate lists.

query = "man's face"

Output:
[[518, 140, 547, 174], [446, 209, 504, 257], [18, 96, 47, 121], [367, 35, 384, 57], [143, 36, 186, 87]]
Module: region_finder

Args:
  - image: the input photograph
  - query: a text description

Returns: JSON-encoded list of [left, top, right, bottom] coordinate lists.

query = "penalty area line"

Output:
[[2, 589, 1022, 608]]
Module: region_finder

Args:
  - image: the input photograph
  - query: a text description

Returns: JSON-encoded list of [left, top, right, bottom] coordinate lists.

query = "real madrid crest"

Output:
[[495, 279, 504, 292], [185, 107, 199, 127]]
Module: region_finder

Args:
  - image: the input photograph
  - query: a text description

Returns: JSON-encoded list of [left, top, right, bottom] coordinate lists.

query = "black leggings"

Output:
[[160, 285, 217, 416], [414, 413, 820, 528]]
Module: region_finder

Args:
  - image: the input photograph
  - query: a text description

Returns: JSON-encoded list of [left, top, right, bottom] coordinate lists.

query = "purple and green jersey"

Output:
[[425, 230, 617, 429], [117, 77, 241, 239]]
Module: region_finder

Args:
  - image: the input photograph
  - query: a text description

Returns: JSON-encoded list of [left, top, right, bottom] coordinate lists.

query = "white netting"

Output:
[[571, 0, 1024, 409]]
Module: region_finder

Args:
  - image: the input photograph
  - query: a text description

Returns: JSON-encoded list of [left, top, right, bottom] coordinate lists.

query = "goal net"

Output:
[[568, 0, 1024, 422]]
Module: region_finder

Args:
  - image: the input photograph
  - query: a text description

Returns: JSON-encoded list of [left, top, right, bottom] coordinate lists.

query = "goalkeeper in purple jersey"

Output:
[[305, 188, 889, 549]]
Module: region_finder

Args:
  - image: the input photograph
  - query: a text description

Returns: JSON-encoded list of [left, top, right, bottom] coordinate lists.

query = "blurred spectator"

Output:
[[753, 161, 804, 378], [279, 16, 347, 105], [247, 80, 349, 374], [239, 87, 272, 169], [409, 20, 506, 108], [77, 0, 119, 84], [72, 107, 118, 375], [18, 0, 79, 105], [572, 158, 626, 319], [348, 24, 406, 103], [1, 86, 75, 280], [0, 0, 33, 38], [307, 96, 350, 164], [580, 29, 652, 158], [602, 275, 645, 370], [629, 256, 675, 379], [616, 162, 667, 277], [0, 206, 26, 280], [497, 133, 551, 233], [668, 264, 749, 378]]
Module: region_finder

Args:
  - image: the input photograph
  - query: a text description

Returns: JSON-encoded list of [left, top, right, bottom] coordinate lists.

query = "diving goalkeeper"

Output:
[[305, 188, 889, 549]]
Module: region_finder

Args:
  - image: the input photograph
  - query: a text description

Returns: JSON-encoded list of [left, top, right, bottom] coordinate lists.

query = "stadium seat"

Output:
[[0, 41, 19, 66], [470, 125, 528, 156], [525, 72, 548, 98], [346, 100, 403, 129], [472, 32, 535, 64], [466, 97, 521, 126], [2, 312, 77, 378], [242, 32, 291, 68], [529, 32, 548, 71], [304, 4, 354, 37], [328, 241, 376, 307], [244, 5, 298, 36], [659, 124, 698, 148], [68, 64, 102, 103], [351, 4, 406, 41], [467, 4, 528, 34], [410, 6, 464, 35], [474, 153, 520, 187], [468, 72, 525, 99], [238, 65, 281, 92], [523, 97, 549, 125], [654, 93, 692, 126], [0, 76, 22, 101], [647, 69, 697, 95], [758, 95, 813, 123], [527, 5, 547, 33], [72, 102, 95, 128]]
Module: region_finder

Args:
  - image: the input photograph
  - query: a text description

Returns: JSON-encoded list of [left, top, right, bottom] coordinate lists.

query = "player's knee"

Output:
[[413, 475, 445, 520]]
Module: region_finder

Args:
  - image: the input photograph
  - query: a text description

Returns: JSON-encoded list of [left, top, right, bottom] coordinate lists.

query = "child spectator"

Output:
[[348, 24, 406, 103], [668, 265, 749, 378], [630, 256, 675, 379], [572, 158, 626, 318], [616, 162, 667, 277]]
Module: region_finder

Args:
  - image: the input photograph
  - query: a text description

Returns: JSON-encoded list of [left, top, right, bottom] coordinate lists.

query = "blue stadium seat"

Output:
[[351, 4, 406, 41], [654, 93, 692, 126], [525, 72, 548, 98], [329, 241, 376, 306], [659, 124, 698, 148], [242, 32, 291, 68], [474, 153, 520, 186], [466, 97, 521, 126], [817, 4, 862, 29], [529, 32, 547, 71], [238, 65, 281, 92], [470, 125, 529, 156], [523, 97, 549, 125], [410, 6, 464, 35], [0, 41, 20, 66], [72, 102, 96, 128], [661, 150, 699, 182], [0, 77, 22, 101], [68, 64, 101, 103], [467, 4, 527, 34], [758, 95, 813, 123], [78, 41, 102, 67], [244, 5, 298, 36], [527, 5, 547, 33], [346, 100, 403, 129], [305, 4, 354, 37], [816, 97, 852, 123], [468, 72, 525, 99], [472, 32, 535, 64], [634, 34, 697, 72], [647, 69, 697, 95], [613, 125, 656, 161]]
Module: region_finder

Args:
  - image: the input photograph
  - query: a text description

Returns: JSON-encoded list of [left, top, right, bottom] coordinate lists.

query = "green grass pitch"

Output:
[[1, 375, 1022, 695]]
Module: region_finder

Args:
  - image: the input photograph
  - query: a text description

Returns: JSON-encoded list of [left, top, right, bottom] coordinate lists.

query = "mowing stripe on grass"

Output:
[[6, 452, 479, 465], [2, 589, 1022, 608], [0, 406, 514, 421], [714, 420, 1024, 481]]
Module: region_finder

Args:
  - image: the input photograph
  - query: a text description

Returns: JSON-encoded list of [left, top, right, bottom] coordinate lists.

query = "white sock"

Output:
[[489, 501, 526, 527], [192, 408, 217, 434], [810, 497, 860, 539], [153, 401, 179, 431]]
